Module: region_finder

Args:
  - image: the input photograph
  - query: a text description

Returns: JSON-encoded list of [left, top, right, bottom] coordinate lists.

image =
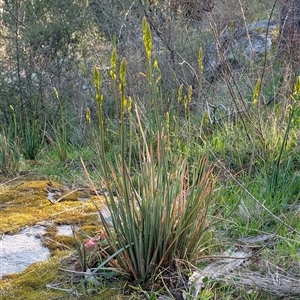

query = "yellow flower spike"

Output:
[[110, 48, 117, 70], [253, 78, 261, 105], [293, 76, 300, 98], [204, 110, 210, 125], [123, 98, 127, 110], [119, 57, 127, 112], [178, 84, 183, 103], [86, 107, 91, 124], [198, 47, 204, 75], [142, 16, 152, 58], [94, 67, 102, 105], [94, 67, 100, 90], [183, 86, 193, 109], [109, 69, 116, 81], [187, 85, 193, 103], [184, 95, 188, 109], [110, 48, 117, 81], [120, 57, 127, 85], [127, 96, 132, 112], [9, 105, 14, 111], [165, 112, 170, 131], [153, 59, 159, 69], [95, 93, 101, 104], [53, 87, 59, 100]]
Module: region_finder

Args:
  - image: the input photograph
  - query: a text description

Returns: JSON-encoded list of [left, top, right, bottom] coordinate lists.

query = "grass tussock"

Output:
[[86, 19, 217, 284]]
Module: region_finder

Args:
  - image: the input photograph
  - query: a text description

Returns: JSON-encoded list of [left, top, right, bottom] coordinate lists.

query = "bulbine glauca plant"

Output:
[[83, 17, 216, 285]]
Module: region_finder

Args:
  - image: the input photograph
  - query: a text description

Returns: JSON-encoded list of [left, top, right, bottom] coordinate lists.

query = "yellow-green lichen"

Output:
[[0, 179, 120, 299], [79, 225, 102, 237], [43, 234, 75, 252], [0, 253, 68, 300], [0, 180, 105, 234], [0, 251, 126, 299]]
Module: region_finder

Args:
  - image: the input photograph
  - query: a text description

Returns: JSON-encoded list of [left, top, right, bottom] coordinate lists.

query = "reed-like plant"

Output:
[[21, 116, 43, 160], [269, 76, 300, 192], [45, 88, 69, 164], [0, 106, 22, 174], [0, 132, 22, 175], [90, 17, 215, 283]]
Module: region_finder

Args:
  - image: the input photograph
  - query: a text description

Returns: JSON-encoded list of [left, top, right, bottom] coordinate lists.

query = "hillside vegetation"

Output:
[[0, 1, 300, 299]]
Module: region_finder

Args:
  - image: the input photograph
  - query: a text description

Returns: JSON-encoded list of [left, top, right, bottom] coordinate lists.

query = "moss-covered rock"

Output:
[[0, 180, 104, 234], [0, 253, 67, 299], [0, 179, 116, 298]]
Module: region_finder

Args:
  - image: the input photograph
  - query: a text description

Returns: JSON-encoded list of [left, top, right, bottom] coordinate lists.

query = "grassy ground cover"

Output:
[[1, 12, 300, 300]]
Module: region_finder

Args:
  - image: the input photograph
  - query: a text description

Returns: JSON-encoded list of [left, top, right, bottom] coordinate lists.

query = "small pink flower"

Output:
[[84, 237, 100, 250]]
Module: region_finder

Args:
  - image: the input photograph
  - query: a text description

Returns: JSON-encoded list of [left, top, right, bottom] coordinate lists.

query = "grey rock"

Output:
[[0, 229, 50, 278], [0, 224, 75, 279], [203, 19, 280, 80]]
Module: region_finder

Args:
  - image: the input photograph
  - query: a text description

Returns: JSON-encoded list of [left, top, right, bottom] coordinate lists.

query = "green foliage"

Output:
[[0, 132, 22, 175], [46, 89, 69, 164], [1, 0, 90, 162], [19, 115, 43, 160], [3, 0, 85, 59], [0, 106, 22, 174], [89, 19, 215, 283], [2, 2, 300, 298]]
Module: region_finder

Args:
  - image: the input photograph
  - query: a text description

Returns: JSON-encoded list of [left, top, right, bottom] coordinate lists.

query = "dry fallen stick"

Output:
[[47, 189, 80, 204], [188, 251, 300, 298]]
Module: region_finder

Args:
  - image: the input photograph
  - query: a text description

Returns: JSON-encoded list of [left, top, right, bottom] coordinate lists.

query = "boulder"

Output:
[[203, 19, 280, 81]]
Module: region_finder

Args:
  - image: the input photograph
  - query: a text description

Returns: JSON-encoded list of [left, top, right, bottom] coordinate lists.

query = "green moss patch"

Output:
[[0, 180, 105, 234], [0, 252, 124, 300], [0, 179, 114, 298], [0, 253, 67, 300]]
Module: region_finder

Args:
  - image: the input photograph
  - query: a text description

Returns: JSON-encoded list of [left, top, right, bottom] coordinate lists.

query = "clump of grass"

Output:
[[44, 88, 69, 165], [83, 17, 215, 287], [0, 133, 22, 175], [0, 106, 22, 175], [20, 116, 43, 160]]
